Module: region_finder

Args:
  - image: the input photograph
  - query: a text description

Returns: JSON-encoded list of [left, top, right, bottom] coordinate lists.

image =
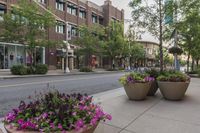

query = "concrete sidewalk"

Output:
[[1, 78, 200, 133], [0, 69, 123, 79]]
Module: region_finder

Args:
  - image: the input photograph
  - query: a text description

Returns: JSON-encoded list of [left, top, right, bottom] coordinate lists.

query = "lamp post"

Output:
[[63, 21, 70, 73]]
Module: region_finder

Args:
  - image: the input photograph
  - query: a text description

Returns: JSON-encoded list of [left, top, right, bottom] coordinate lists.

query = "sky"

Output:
[[90, 0, 158, 43]]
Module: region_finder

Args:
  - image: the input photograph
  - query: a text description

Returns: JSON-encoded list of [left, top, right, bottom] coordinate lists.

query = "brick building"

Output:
[[0, 0, 124, 70]]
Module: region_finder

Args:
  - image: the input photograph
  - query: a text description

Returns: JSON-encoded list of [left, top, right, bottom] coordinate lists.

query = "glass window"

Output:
[[0, 9, 5, 21], [56, 22, 65, 34], [67, 2, 77, 16], [67, 24, 77, 39], [38, 0, 46, 4], [92, 14, 98, 23], [79, 9, 86, 19], [56, 1, 65, 11]]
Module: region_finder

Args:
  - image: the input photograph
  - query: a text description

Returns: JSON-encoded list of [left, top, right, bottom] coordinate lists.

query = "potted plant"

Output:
[[157, 71, 190, 100], [4, 91, 112, 133], [145, 69, 160, 96], [119, 72, 155, 100]]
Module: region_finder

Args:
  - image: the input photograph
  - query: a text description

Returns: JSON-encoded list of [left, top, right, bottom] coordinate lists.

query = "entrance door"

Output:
[[0, 45, 4, 69]]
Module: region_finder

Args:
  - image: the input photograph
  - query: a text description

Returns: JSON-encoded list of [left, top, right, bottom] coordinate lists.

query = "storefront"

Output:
[[0, 42, 45, 69]]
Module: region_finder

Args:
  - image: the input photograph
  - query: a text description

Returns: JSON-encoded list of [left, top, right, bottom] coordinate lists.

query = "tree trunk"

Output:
[[196, 59, 199, 68], [159, 0, 163, 72], [187, 51, 190, 72], [191, 58, 194, 71]]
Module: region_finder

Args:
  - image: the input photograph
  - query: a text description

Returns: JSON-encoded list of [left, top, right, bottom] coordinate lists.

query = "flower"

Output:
[[75, 119, 84, 131], [4, 92, 112, 132]]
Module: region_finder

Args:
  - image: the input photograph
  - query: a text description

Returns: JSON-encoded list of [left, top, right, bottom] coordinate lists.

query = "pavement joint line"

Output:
[[0, 74, 124, 88], [146, 113, 200, 127], [118, 129, 137, 133], [119, 98, 163, 133]]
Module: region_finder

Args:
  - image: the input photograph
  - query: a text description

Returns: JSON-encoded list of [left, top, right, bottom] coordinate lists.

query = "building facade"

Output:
[[137, 40, 159, 67], [0, 0, 124, 70]]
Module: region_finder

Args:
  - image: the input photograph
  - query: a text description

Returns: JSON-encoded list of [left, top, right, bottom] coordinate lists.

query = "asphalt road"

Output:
[[0, 73, 124, 117]]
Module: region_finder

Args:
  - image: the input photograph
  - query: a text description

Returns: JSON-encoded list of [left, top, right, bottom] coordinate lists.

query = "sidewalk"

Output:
[[1, 78, 200, 133], [0, 69, 123, 79]]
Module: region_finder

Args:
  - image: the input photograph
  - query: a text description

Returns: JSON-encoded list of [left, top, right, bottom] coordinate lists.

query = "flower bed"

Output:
[[4, 91, 111, 132]]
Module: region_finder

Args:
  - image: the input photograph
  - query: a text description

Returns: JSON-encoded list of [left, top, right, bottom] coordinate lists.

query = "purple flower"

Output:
[[144, 76, 155, 82], [90, 118, 97, 126], [58, 123, 63, 130], [75, 119, 84, 131], [5, 112, 16, 123], [105, 114, 112, 120], [42, 112, 48, 119]]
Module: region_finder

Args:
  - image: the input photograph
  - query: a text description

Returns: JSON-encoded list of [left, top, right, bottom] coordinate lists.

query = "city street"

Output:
[[0, 73, 124, 117]]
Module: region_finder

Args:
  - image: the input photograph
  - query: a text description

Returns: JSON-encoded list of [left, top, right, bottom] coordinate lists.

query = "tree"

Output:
[[102, 22, 125, 68], [177, 0, 200, 71], [0, 0, 56, 66], [129, 0, 174, 71], [73, 24, 105, 68]]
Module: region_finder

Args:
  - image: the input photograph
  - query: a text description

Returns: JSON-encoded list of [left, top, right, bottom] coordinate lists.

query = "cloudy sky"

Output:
[[90, 0, 158, 43]]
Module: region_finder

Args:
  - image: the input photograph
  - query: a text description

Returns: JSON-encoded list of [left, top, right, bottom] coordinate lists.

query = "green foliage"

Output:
[[157, 71, 190, 82], [119, 72, 152, 85], [35, 64, 48, 74], [168, 47, 183, 55], [79, 67, 93, 72], [11, 64, 48, 75], [0, 0, 56, 66], [11, 65, 28, 75], [145, 69, 160, 78]]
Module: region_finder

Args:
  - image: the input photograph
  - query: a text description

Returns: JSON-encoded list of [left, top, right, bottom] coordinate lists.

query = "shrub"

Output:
[[119, 72, 155, 85], [197, 68, 200, 77], [80, 67, 93, 72], [4, 91, 111, 132], [106, 68, 118, 71], [11, 65, 28, 75], [157, 71, 190, 82], [35, 64, 48, 74]]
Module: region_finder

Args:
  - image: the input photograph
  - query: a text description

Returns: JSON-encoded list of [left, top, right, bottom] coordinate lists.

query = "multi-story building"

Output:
[[0, 0, 124, 70], [137, 40, 159, 67]]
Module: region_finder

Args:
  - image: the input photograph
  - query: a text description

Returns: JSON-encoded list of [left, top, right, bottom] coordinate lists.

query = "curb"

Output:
[[0, 71, 125, 80]]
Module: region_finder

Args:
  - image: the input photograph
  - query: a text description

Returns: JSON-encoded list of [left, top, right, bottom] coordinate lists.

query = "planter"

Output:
[[158, 81, 190, 100], [147, 80, 158, 96], [4, 124, 98, 133], [124, 82, 151, 100]]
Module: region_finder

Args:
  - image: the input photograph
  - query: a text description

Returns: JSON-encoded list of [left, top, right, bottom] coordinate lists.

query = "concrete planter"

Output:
[[4, 124, 98, 133], [124, 82, 151, 100], [147, 80, 158, 96], [158, 81, 190, 100]]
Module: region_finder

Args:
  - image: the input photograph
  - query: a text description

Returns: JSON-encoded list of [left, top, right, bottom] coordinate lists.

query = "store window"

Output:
[[38, 0, 46, 4]]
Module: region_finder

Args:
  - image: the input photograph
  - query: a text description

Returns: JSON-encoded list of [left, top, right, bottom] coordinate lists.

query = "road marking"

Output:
[[0, 74, 123, 88]]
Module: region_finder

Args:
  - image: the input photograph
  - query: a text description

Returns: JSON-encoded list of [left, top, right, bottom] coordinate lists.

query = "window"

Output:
[[67, 24, 77, 40], [0, 9, 5, 21], [56, 1, 65, 11], [147, 48, 152, 54], [38, 0, 46, 4], [92, 13, 98, 23], [67, 2, 77, 16], [0, 4, 6, 21], [79, 8, 86, 19], [56, 22, 65, 34]]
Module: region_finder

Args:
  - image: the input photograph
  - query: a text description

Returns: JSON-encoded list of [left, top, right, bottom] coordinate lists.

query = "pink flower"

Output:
[[5, 112, 16, 123], [75, 119, 84, 131], [42, 112, 48, 119], [90, 118, 97, 126], [105, 114, 112, 120], [58, 123, 63, 130]]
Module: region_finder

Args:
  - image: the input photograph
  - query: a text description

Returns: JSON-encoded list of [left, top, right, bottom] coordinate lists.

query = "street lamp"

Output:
[[63, 42, 70, 73]]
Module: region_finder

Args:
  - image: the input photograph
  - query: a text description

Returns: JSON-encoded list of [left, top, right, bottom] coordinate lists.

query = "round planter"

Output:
[[158, 81, 190, 100], [4, 124, 98, 133], [124, 82, 151, 100], [147, 80, 158, 96]]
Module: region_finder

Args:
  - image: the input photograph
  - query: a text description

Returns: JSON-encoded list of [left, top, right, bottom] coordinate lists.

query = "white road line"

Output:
[[0, 74, 123, 88]]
